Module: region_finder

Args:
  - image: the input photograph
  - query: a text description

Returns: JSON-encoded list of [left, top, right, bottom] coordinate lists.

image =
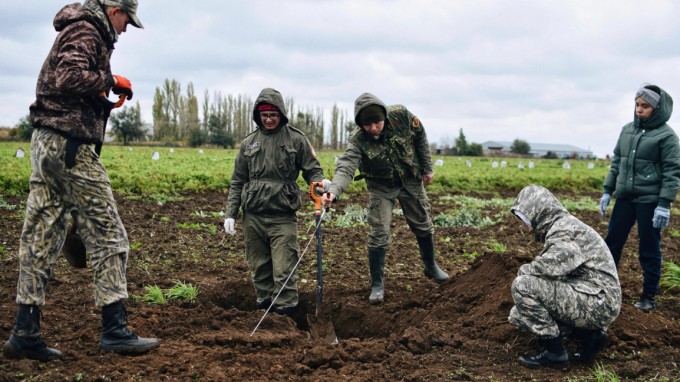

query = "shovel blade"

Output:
[[62, 226, 87, 269], [307, 314, 338, 345]]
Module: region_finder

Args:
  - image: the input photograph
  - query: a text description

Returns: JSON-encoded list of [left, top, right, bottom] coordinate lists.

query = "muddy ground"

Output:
[[0, 190, 678, 381]]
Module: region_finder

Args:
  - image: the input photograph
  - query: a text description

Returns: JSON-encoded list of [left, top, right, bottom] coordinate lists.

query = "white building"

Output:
[[480, 141, 593, 159]]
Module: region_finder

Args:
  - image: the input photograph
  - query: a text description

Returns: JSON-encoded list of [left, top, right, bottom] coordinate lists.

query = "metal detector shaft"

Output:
[[314, 212, 323, 316]]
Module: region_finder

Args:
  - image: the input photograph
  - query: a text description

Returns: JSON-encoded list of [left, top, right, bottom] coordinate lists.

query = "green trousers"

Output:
[[243, 213, 300, 308]]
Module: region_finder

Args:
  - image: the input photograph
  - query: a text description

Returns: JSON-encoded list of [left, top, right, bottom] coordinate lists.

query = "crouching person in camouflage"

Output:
[[3, 0, 158, 362], [508, 185, 621, 369]]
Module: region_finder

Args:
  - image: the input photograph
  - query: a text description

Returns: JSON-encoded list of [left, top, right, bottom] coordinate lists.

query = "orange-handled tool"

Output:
[[98, 92, 126, 109]]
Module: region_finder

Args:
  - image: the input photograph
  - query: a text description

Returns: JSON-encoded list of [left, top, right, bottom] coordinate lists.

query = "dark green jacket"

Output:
[[329, 93, 433, 197], [225, 88, 324, 217], [604, 87, 680, 207]]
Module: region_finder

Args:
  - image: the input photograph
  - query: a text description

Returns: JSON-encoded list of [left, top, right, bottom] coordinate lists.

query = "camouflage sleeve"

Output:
[[225, 147, 248, 219], [55, 24, 113, 95], [298, 135, 324, 185], [410, 111, 433, 174], [520, 231, 586, 278], [604, 129, 623, 194], [328, 140, 362, 198]]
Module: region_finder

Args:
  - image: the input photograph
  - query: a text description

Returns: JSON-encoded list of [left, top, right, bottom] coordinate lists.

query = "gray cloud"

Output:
[[2, 0, 680, 157]]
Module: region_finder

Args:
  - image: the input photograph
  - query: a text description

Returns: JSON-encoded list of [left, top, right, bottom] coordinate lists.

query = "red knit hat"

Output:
[[257, 103, 279, 112]]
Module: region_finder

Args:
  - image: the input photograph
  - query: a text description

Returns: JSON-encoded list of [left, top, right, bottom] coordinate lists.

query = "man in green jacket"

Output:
[[599, 83, 680, 311], [323, 93, 449, 304], [224, 88, 330, 316]]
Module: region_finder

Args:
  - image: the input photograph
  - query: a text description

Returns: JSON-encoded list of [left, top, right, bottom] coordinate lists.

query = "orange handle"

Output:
[[309, 182, 323, 215], [98, 92, 126, 109]]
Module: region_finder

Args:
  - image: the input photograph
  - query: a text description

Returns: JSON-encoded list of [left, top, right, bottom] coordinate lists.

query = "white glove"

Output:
[[315, 179, 331, 194], [224, 218, 236, 235], [599, 193, 611, 217], [652, 206, 670, 229]]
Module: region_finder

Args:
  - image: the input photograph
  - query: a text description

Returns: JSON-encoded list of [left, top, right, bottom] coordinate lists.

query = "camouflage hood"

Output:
[[354, 93, 388, 127], [511, 185, 568, 240], [634, 86, 673, 130], [252, 88, 289, 130], [54, 1, 117, 46]]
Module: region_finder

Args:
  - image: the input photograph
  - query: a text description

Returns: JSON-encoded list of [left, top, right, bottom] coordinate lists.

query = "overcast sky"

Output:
[[2, 0, 680, 157]]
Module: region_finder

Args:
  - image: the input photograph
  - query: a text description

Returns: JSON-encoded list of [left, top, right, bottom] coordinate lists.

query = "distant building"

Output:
[[480, 141, 593, 159]]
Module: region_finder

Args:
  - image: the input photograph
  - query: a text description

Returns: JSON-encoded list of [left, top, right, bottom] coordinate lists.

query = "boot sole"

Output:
[[519, 359, 569, 370], [100, 341, 160, 355], [3, 341, 62, 362], [424, 270, 450, 283]]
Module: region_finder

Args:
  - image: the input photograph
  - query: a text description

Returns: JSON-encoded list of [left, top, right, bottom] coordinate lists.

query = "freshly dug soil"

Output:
[[0, 190, 678, 381]]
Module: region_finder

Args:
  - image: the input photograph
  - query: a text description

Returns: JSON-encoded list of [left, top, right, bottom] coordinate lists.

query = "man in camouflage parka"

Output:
[[223, 88, 329, 316], [509, 185, 621, 368], [3, 0, 158, 362], [323, 93, 449, 305]]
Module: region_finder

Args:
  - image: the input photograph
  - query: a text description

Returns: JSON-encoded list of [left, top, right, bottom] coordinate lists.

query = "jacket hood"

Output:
[[635, 86, 673, 129], [54, 1, 117, 45], [253, 88, 289, 129], [354, 93, 388, 127], [511, 184, 568, 239]]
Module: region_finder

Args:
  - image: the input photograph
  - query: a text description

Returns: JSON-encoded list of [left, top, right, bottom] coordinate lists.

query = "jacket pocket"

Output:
[[571, 282, 602, 295], [633, 160, 660, 186]]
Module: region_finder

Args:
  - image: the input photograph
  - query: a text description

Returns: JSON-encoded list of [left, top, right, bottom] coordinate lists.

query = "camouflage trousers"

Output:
[[367, 179, 433, 249], [508, 275, 620, 338], [243, 212, 299, 308], [16, 128, 129, 308]]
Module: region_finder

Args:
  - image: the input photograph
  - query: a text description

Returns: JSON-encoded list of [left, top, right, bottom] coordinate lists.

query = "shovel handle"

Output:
[[309, 182, 324, 215], [98, 92, 126, 109]]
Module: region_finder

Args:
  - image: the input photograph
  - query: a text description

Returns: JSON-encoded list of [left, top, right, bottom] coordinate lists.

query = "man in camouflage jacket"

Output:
[[323, 93, 449, 305], [224, 88, 329, 316], [509, 185, 621, 368], [3, 0, 158, 362]]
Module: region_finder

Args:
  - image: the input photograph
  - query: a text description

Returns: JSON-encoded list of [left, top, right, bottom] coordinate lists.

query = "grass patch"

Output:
[[333, 204, 367, 227], [660, 262, 680, 291], [433, 208, 494, 228], [590, 362, 620, 382], [136, 285, 167, 305], [165, 280, 199, 303]]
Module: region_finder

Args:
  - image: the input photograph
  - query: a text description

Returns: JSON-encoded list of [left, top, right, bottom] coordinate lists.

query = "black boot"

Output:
[[634, 294, 655, 311], [100, 301, 160, 354], [368, 247, 386, 304], [416, 234, 450, 282], [519, 336, 569, 369], [3, 304, 62, 361], [572, 329, 609, 363]]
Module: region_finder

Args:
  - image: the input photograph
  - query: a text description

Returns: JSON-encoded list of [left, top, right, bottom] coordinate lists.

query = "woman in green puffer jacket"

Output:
[[599, 84, 680, 311]]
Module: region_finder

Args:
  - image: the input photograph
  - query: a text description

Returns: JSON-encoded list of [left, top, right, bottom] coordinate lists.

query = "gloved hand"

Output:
[[652, 206, 670, 229], [223, 218, 236, 235], [112, 74, 133, 100], [599, 193, 611, 217], [315, 179, 331, 194]]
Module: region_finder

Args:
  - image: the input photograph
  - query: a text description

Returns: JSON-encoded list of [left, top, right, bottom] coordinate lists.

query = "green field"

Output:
[[0, 142, 609, 196]]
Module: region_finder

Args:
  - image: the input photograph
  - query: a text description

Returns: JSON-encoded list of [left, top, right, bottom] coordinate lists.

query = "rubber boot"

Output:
[[99, 301, 160, 354], [368, 247, 386, 304], [572, 329, 609, 363], [519, 336, 569, 369], [3, 304, 62, 361], [416, 234, 450, 282]]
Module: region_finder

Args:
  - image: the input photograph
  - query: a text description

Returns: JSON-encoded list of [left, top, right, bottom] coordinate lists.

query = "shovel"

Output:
[[306, 182, 338, 345], [62, 211, 87, 268]]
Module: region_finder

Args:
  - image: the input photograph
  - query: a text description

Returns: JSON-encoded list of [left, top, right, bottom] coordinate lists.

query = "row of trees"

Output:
[[147, 79, 355, 148]]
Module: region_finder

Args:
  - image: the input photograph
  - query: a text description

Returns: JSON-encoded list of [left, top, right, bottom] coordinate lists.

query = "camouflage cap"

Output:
[[100, 0, 143, 29]]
